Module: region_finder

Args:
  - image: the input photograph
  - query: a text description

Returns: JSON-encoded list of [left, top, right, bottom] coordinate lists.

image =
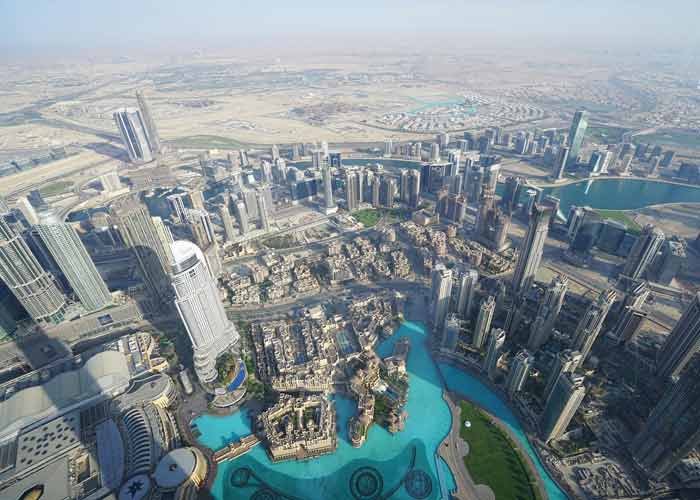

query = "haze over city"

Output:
[[1, 2, 700, 500]]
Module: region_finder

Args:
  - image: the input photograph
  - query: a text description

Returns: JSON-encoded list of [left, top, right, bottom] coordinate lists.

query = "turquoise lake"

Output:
[[194, 322, 568, 499], [543, 178, 700, 214]]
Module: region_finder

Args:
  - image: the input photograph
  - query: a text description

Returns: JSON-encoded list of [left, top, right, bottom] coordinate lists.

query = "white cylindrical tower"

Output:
[[170, 240, 239, 383]]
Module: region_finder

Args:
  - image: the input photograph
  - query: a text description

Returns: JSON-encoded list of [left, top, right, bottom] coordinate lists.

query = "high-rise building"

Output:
[[242, 190, 259, 221], [507, 350, 533, 398], [111, 197, 172, 303], [151, 216, 175, 263], [113, 107, 154, 163], [17, 196, 39, 225], [544, 350, 582, 406], [455, 268, 479, 319], [540, 373, 586, 442], [631, 354, 700, 479], [660, 150, 675, 168], [406, 169, 422, 208], [441, 314, 461, 352], [312, 150, 324, 170], [473, 295, 496, 349], [552, 146, 569, 180], [482, 162, 500, 192], [322, 161, 337, 214], [0, 216, 65, 323], [371, 177, 381, 208], [430, 143, 440, 162], [170, 240, 241, 384], [100, 171, 122, 193], [345, 171, 360, 212], [219, 204, 236, 243], [384, 138, 393, 157], [0, 196, 9, 215], [566, 205, 586, 241], [166, 192, 188, 223], [512, 201, 554, 292], [613, 307, 647, 345], [430, 264, 453, 335], [135, 90, 162, 156], [571, 288, 617, 364], [484, 328, 506, 381], [623, 224, 665, 280], [187, 209, 216, 248], [256, 190, 270, 232], [500, 176, 523, 214], [234, 200, 250, 235], [379, 177, 397, 208], [656, 293, 700, 380], [35, 211, 111, 313], [566, 110, 588, 168], [528, 275, 568, 351]]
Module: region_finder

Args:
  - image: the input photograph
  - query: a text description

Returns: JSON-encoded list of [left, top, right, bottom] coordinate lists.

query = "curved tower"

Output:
[[0, 217, 65, 323], [170, 240, 239, 384]]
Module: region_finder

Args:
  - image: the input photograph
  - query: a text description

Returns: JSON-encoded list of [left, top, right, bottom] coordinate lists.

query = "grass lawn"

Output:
[[586, 125, 630, 144], [633, 129, 700, 151], [39, 181, 74, 197], [459, 400, 541, 500], [594, 209, 642, 235], [170, 135, 246, 149], [353, 208, 382, 227], [353, 207, 411, 227]]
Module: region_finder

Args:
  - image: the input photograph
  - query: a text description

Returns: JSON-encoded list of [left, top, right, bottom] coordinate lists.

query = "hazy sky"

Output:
[[2, 0, 699, 58]]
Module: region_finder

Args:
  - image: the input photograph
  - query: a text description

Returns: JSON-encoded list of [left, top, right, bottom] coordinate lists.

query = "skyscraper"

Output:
[[512, 201, 554, 293], [527, 275, 568, 351], [400, 170, 410, 203], [631, 354, 700, 479], [0, 216, 65, 323], [100, 171, 122, 193], [455, 268, 479, 319], [35, 211, 111, 313], [256, 190, 270, 232], [544, 350, 583, 406], [170, 240, 241, 384], [622, 224, 665, 280], [113, 107, 154, 163], [656, 292, 700, 380], [111, 197, 172, 304], [406, 169, 421, 208], [371, 177, 381, 208], [379, 177, 397, 208], [571, 288, 617, 364], [219, 204, 236, 243], [17, 196, 39, 225], [540, 373, 586, 442], [441, 314, 461, 352], [552, 146, 569, 180], [135, 90, 162, 156], [473, 295, 496, 349], [507, 350, 533, 399], [345, 171, 360, 212], [484, 328, 506, 381], [151, 216, 175, 264], [430, 143, 440, 162], [322, 161, 337, 214], [234, 200, 250, 235], [566, 110, 588, 168], [0, 196, 9, 215], [430, 264, 453, 335]]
